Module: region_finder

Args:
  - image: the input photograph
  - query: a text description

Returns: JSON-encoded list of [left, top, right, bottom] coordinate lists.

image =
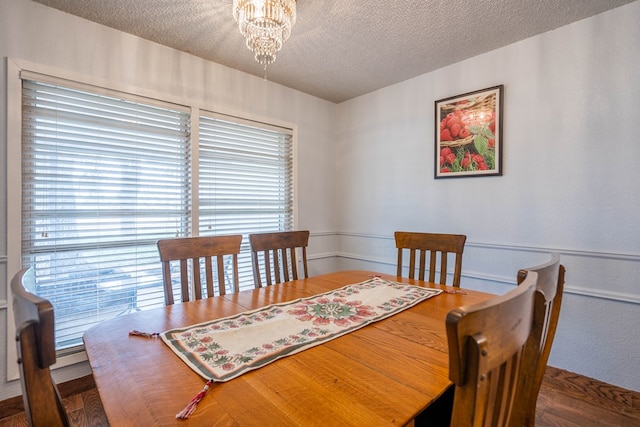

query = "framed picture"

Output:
[[435, 85, 503, 178]]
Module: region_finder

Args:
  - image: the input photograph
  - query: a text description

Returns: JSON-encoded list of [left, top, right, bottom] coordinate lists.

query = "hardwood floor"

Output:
[[535, 368, 640, 427], [1, 367, 639, 426], [0, 375, 108, 427], [0, 388, 108, 427], [0, 388, 109, 427]]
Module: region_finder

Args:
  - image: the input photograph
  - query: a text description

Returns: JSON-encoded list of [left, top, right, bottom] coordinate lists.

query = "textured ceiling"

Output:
[[31, 0, 635, 103]]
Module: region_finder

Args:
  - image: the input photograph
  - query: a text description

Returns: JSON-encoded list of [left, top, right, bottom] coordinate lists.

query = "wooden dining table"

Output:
[[83, 270, 493, 426]]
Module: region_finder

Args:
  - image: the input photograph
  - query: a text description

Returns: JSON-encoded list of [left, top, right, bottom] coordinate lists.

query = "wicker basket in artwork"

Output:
[[440, 134, 474, 149], [440, 94, 496, 149]]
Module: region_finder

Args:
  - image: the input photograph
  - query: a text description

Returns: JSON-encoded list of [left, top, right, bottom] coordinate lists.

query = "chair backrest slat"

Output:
[[214, 256, 224, 297], [249, 231, 310, 288], [157, 235, 243, 305], [11, 267, 70, 427], [395, 231, 467, 287]]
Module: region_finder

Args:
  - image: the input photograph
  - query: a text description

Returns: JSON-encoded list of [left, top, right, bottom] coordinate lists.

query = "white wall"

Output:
[[335, 1, 640, 391], [0, 0, 338, 400]]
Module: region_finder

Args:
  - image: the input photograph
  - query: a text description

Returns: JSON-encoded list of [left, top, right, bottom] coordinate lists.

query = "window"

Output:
[[21, 78, 190, 350], [198, 113, 294, 291], [19, 76, 295, 351]]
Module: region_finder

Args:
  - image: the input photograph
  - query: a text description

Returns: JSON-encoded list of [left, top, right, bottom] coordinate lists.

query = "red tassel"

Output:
[[175, 379, 214, 419], [128, 330, 160, 338]]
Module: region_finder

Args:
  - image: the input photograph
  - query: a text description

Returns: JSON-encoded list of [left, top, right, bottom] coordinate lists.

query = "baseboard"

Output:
[[0, 374, 95, 419]]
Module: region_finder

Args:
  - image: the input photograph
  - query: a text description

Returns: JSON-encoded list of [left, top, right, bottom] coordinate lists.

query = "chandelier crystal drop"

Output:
[[233, 0, 296, 66]]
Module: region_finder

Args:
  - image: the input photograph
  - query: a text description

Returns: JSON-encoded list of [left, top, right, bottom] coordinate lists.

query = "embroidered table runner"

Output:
[[161, 277, 441, 382]]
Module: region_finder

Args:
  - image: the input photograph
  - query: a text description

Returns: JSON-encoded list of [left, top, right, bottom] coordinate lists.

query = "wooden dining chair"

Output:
[[11, 267, 70, 427], [511, 254, 566, 427], [249, 230, 310, 287], [157, 234, 243, 305], [395, 231, 467, 287], [445, 271, 538, 427]]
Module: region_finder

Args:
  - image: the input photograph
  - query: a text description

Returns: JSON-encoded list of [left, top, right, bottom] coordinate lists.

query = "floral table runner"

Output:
[[161, 277, 442, 382]]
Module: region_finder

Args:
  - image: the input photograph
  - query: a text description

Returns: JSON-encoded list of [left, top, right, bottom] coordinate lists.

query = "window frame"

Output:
[[5, 57, 298, 380]]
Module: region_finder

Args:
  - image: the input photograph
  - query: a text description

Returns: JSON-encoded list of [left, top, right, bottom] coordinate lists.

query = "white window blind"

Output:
[[198, 113, 294, 291], [21, 79, 191, 350]]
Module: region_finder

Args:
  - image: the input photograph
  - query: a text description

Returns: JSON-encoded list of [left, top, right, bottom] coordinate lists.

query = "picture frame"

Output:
[[435, 85, 503, 179]]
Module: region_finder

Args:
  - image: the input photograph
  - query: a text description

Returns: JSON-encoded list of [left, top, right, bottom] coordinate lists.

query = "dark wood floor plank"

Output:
[[81, 389, 109, 427], [67, 408, 89, 427], [545, 368, 635, 411], [536, 384, 625, 427]]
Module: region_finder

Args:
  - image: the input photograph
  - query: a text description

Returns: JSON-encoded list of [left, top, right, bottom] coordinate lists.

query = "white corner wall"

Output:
[[335, 1, 640, 392]]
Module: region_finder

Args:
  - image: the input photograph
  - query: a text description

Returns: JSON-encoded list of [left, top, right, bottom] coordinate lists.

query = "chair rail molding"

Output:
[[307, 252, 336, 261], [334, 232, 640, 305], [1, 255, 7, 309], [468, 241, 640, 262], [308, 230, 336, 238]]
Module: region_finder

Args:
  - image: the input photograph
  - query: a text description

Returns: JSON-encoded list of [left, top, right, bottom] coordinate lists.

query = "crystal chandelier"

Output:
[[233, 0, 297, 67]]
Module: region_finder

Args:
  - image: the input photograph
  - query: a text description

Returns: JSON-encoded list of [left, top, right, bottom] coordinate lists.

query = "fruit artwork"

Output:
[[436, 91, 499, 176]]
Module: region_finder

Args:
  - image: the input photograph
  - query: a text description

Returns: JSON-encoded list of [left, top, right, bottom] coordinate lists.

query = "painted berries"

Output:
[[440, 108, 473, 141], [440, 147, 489, 171], [438, 101, 497, 174]]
